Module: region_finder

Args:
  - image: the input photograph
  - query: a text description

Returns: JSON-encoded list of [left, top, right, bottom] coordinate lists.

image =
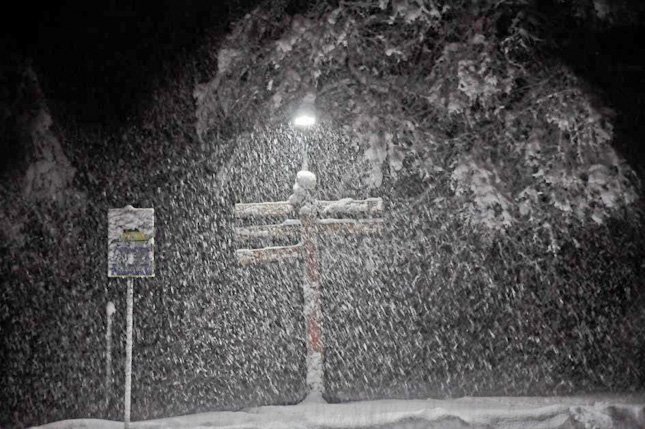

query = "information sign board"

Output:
[[108, 207, 154, 278]]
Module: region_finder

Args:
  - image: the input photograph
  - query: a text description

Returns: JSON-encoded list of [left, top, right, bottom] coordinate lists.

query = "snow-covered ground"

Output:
[[33, 394, 645, 429]]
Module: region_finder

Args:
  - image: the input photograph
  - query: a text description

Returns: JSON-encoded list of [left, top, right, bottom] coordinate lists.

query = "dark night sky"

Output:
[[556, 23, 645, 176], [1, 0, 268, 123]]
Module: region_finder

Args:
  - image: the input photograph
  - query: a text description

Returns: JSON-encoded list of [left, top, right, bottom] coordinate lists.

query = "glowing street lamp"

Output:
[[293, 93, 317, 128], [293, 112, 316, 128]]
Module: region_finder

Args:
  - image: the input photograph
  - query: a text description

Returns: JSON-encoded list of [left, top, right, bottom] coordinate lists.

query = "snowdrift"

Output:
[[34, 395, 645, 429]]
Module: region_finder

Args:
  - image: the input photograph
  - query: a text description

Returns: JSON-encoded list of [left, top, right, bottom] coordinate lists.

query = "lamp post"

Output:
[[235, 96, 383, 400], [291, 95, 324, 399]]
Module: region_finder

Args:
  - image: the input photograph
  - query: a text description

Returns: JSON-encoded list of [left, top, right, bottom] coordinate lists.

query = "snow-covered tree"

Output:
[[196, 0, 639, 231]]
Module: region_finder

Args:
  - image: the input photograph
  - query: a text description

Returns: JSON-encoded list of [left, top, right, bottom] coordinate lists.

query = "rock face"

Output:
[[0, 66, 82, 249], [19, 67, 76, 203]]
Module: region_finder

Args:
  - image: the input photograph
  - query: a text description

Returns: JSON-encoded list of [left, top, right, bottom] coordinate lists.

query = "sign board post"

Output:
[[105, 301, 116, 412], [108, 206, 154, 428], [234, 171, 382, 401]]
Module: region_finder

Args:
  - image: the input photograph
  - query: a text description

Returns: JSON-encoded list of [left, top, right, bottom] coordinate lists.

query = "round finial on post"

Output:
[[296, 170, 316, 190], [289, 170, 317, 210]]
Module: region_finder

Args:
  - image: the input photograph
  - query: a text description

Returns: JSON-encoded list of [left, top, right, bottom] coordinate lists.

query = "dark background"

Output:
[[1, 0, 261, 124]]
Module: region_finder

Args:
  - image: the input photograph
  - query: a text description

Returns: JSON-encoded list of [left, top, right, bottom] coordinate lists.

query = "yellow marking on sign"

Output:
[[121, 229, 149, 242]]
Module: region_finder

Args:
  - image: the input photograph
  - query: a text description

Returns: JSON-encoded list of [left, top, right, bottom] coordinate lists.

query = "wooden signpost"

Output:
[[234, 170, 382, 400]]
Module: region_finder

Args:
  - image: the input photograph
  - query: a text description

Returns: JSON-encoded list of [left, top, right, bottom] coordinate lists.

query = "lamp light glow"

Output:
[[293, 93, 317, 128], [293, 113, 316, 128]]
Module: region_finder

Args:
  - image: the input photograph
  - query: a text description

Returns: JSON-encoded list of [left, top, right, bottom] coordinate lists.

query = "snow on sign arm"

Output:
[[108, 207, 155, 278]]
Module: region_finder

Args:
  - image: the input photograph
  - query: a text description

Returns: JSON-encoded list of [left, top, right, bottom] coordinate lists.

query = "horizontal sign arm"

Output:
[[235, 198, 383, 219], [319, 198, 383, 217], [317, 218, 383, 236], [235, 201, 295, 219], [235, 221, 302, 244], [236, 244, 303, 266], [235, 217, 382, 246]]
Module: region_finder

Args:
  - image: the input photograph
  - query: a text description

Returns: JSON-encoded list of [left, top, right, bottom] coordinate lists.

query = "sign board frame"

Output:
[[108, 207, 155, 278]]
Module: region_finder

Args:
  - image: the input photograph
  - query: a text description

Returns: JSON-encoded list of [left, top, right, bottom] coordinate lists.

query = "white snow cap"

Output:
[[292, 182, 306, 197], [296, 170, 316, 190], [288, 193, 304, 206], [106, 301, 116, 316]]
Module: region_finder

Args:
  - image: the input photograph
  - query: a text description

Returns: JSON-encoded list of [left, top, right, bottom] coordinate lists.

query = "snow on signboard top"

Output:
[[32, 395, 645, 429]]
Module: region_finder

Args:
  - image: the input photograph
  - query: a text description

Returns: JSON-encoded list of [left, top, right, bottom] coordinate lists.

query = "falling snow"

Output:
[[2, 1, 645, 428]]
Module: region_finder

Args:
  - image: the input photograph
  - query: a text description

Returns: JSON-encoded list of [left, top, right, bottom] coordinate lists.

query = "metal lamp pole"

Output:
[[300, 131, 309, 171]]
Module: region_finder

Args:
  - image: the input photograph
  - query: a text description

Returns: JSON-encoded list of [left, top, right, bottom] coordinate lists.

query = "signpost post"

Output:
[[234, 171, 382, 400], [108, 206, 154, 428], [105, 301, 116, 412]]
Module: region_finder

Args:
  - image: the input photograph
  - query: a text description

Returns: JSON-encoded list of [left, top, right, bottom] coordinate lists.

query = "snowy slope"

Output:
[[33, 395, 645, 429]]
